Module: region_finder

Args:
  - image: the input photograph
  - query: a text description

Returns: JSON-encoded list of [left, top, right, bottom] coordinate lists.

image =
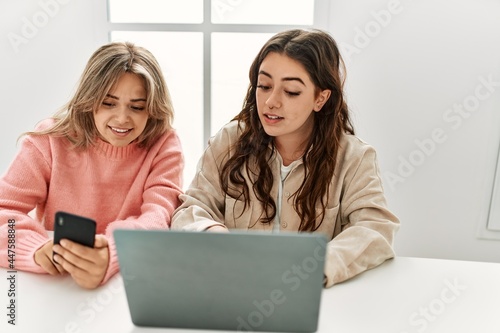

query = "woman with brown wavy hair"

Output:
[[172, 29, 399, 287]]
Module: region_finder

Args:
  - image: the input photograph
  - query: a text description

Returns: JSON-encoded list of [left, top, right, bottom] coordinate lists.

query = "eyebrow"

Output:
[[258, 70, 306, 86], [105, 94, 147, 102]]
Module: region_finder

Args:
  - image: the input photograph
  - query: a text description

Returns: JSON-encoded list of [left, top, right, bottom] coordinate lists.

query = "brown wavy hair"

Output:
[[220, 29, 354, 231], [24, 41, 174, 149]]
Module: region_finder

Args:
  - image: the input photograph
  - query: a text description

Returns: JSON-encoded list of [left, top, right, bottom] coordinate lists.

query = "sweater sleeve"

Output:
[[0, 136, 53, 273], [323, 145, 400, 287], [100, 131, 184, 284]]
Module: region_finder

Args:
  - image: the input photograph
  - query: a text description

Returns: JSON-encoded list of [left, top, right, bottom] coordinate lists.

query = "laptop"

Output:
[[114, 229, 327, 332]]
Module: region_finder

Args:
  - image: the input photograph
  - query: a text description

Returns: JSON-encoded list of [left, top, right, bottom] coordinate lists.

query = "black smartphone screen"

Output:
[[53, 211, 96, 248]]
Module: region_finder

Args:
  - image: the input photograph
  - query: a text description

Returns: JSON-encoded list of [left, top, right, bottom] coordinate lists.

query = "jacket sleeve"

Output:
[[0, 137, 53, 273], [324, 145, 400, 287], [170, 130, 229, 232], [100, 131, 184, 284]]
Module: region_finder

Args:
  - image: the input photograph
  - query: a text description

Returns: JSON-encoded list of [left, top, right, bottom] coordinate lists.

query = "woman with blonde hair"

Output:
[[172, 29, 399, 287], [0, 42, 183, 289]]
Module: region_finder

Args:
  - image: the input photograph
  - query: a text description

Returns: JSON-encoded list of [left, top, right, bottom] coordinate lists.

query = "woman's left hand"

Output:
[[52, 235, 109, 289]]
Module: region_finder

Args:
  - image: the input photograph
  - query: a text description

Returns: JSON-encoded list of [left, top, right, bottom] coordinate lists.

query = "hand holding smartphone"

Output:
[[53, 211, 96, 260]]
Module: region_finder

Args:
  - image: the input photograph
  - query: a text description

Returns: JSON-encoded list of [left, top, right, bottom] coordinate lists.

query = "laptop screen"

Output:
[[114, 229, 327, 332]]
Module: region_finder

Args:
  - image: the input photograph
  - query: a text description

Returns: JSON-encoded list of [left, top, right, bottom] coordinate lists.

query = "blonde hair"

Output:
[[26, 41, 174, 149]]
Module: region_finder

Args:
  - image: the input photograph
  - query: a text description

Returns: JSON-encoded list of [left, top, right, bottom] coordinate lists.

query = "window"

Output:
[[482, 146, 500, 240], [102, 0, 329, 187]]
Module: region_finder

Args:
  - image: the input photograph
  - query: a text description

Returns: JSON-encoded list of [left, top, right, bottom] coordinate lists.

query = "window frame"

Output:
[[94, 0, 330, 147], [480, 144, 500, 240]]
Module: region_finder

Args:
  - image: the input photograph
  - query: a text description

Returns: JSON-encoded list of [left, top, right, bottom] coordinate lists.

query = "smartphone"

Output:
[[53, 211, 96, 249]]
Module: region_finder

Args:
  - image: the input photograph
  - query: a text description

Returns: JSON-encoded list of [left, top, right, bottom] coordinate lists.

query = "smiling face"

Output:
[[94, 73, 149, 147], [256, 52, 330, 153]]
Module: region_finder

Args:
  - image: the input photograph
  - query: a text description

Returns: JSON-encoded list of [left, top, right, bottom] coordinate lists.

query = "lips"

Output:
[[264, 114, 284, 120], [109, 126, 132, 134]]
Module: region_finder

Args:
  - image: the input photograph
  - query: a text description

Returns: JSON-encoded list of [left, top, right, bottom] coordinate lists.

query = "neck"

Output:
[[275, 139, 307, 166]]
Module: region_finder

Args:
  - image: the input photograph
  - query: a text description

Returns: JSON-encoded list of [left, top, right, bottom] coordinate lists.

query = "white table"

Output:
[[1, 257, 499, 333]]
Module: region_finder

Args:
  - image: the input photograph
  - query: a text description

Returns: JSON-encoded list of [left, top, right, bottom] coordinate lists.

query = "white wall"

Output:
[[0, 0, 106, 174], [329, 0, 500, 262], [1, 0, 499, 263]]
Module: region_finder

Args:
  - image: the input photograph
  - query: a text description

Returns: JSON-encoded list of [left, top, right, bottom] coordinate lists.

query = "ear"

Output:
[[313, 89, 331, 112]]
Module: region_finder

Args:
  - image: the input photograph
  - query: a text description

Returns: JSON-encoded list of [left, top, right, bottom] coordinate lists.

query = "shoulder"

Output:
[[208, 120, 241, 146], [148, 128, 184, 157], [195, 120, 241, 165], [155, 128, 182, 147], [17, 119, 66, 166], [331, 134, 384, 194], [337, 132, 378, 163], [23, 118, 61, 148], [24, 118, 58, 145], [33, 118, 57, 131]]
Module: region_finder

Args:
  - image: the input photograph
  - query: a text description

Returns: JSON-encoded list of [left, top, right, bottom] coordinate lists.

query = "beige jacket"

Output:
[[171, 121, 400, 287]]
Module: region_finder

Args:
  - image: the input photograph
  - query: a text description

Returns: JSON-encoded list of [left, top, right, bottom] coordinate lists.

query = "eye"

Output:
[[102, 101, 114, 107], [256, 84, 271, 91], [285, 90, 301, 96], [130, 106, 145, 112]]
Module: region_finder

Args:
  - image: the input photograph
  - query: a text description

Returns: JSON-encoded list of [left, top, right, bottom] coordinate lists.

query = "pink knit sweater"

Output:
[[0, 119, 183, 284]]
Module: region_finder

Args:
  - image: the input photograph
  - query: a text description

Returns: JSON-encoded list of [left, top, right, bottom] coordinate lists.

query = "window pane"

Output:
[[109, 0, 203, 23], [488, 147, 500, 231], [111, 31, 204, 188], [211, 33, 274, 134], [211, 0, 314, 25]]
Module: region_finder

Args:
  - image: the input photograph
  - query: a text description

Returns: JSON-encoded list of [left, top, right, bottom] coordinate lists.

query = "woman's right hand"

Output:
[[34, 240, 66, 275]]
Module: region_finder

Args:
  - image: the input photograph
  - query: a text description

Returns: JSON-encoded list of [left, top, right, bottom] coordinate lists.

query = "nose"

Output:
[[115, 106, 131, 124], [266, 90, 281, 109]]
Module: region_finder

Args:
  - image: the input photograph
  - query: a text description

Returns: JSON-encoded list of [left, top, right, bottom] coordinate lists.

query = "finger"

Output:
[[40, 256, 61, 275], [55, 264, 66, 275], [42, 252, 67, 275], [53, 243, 77, 265], [56, 253, 105, 289], [54, 243, 90, 271], [34, 241, 65, 275], [54, 253, 85, 277], [56, 246, 95, 273], [50, 247, 67, 274], [52, 256, 67, 275], [93, 235, 108, 248], [59, 239, 94, 261]]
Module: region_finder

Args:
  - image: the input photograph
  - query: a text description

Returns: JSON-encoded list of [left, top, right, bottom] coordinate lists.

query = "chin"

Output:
[[261, 127, 278, 138]]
